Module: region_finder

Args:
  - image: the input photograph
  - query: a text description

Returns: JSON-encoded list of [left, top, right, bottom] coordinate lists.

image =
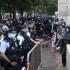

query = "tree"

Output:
[[31, 0, 57, 15], [46, 0, 58, 15], [0, 0, 58, 18], [0, 0, 6, 19], [5, 0, 32, 18]]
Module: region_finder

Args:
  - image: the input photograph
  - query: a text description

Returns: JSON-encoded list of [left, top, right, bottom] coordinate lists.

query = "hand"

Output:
[[41, 42, 44, 46], [20, 56, 24, 62], [35, 41, 40, 45], [12, 47, 15, 50], [10, 62, 17, 66]]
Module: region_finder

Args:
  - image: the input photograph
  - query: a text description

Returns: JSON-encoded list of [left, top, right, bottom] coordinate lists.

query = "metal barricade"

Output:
[[27, 44, 41, 70]]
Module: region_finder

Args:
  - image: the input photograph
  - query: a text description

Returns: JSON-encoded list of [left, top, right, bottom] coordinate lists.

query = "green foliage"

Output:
[[46, 0, 58, 15], [0, 0, 58, 15], [36, 0, 57, 15]]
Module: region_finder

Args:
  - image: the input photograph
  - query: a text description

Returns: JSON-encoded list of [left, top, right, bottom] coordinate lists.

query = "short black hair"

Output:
[[21, 24, 28, 29]]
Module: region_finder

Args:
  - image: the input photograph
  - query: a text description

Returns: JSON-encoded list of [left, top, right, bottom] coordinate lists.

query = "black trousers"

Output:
[[23, 48, 30, 66], [4, 62, 23, 70], [62, 46, 66, 66]]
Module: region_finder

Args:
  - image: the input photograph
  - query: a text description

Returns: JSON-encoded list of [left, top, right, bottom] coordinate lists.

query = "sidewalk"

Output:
[[38, 43, 66, 70]]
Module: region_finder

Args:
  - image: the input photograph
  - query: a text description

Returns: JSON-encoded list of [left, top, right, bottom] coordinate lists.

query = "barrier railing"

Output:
[[27, 44, 41, 70]]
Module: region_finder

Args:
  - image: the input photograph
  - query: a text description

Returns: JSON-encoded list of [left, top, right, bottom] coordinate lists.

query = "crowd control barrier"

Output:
[[27, 44, 41, 70]]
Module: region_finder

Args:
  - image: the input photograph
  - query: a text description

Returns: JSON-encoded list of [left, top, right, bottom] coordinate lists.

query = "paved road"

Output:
[[38, 42, 66, 70], [0, 66, 4, 70]]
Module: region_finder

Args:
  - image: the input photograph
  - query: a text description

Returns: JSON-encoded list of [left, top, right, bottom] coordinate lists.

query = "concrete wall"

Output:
[[67, 0, 70, 25], [58, 0, 67, 22], [66, 44, 70, 70], [58, 0, 70, 25]]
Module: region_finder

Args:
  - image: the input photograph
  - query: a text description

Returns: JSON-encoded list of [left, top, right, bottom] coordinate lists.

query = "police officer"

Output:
[[1, 25, 26, 70], [28, 20, 36, 39], [19, 24, 40, 66], [0, 30, 17, 70]]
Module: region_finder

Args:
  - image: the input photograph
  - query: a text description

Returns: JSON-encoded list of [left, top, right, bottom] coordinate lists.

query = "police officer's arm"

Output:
[[0, 53, 11, 63], [0, 53, 17, 66], [41, 40, 51, 45], [0, 41, 17, 66], [27, 32, 40, 44], [30, 38, 40, 44]]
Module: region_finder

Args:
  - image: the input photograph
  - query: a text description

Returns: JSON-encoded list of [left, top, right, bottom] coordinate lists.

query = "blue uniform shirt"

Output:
[[0, 40, 10, 54]]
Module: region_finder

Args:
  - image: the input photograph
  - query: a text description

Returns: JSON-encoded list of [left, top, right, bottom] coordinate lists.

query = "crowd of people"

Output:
[[0, 15, 68, 70], [0, 16, 52, 70]]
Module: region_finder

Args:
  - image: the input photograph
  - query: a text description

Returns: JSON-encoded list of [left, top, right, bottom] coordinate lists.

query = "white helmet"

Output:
[[2, 25, 9, 32]]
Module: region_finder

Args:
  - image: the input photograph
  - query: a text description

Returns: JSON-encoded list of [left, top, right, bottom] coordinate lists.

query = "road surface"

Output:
[[38, 42, 66, 70]]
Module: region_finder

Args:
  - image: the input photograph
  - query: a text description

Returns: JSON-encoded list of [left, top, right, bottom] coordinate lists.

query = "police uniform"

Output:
[[8, 32, 24, 47], [19, 30, 32, 66], [17, 34, 24, 46], [21, 32, 31, 55], [0, 40, 10, 54], [0, 38, 11, 70], [1, 26, 24, 70], [2, 25, 25, 70], [4, 36, 25, 70], [8, 33, 16, 41]]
